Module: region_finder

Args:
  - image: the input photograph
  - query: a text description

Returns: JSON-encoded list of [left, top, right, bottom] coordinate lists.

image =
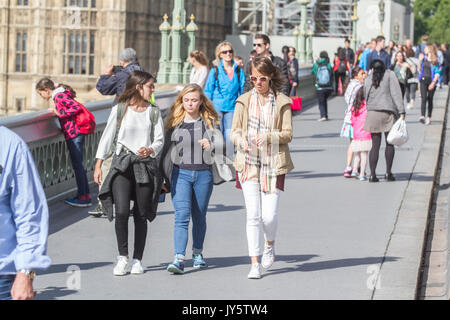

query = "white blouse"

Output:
[[190, 66, 209, 89], [95, 105, 164, 160]]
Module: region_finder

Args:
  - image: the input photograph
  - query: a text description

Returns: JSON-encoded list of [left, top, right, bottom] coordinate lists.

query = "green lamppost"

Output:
[[298, 0, 310, 65], [393, 22, 400, 42], [351, 0, 359, 51], [293, 26, 300, 60], [307, 20, 314, 64], [183, 14, 198, 83], [378, 0, 385, 36], [157, 14, 171, 84]]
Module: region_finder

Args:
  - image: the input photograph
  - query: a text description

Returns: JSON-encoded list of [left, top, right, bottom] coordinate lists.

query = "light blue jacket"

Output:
[[204, 60, 245, 113], [0, 126, 51, 275]]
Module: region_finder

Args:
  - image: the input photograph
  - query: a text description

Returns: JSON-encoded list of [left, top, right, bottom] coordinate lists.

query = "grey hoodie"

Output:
[[364, 69, 405, 116]]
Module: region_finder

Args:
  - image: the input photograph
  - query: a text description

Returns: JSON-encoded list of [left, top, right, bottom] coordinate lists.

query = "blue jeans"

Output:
[[0, 275, 15, 300], [218, 111, 235, 159], [66, 135, 90, 197], [171, 167, 214, 257]]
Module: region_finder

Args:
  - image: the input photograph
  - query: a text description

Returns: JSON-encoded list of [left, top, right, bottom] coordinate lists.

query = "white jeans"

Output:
[[240, 179, 280, 257]]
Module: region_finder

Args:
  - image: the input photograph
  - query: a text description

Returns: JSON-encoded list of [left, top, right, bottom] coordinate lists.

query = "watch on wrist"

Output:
[[19, 269, 36, 280]]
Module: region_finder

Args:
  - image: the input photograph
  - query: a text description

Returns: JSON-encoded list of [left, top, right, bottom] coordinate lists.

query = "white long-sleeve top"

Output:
[[190, 66, 209, 89], [95, 105, 164, 160]]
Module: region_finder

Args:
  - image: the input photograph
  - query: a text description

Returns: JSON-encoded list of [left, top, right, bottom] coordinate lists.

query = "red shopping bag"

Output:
[[291, 96, 302, 111]]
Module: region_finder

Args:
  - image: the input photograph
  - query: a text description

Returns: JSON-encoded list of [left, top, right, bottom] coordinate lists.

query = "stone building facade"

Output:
[[0, 0, 232, 117]]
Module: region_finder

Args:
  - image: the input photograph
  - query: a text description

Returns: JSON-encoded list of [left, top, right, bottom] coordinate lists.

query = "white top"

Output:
[[190, 66, 209, 89], [95, 105, 164, 160]]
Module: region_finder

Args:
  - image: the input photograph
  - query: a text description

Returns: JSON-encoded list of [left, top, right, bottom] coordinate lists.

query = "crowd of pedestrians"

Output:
[[1, 30, 448, 299]]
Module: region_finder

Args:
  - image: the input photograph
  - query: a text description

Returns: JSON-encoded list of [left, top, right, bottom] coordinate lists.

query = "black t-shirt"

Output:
[[174, 119, 212, 171]]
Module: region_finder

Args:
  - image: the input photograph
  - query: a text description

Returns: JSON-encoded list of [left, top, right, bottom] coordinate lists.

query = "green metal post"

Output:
[[298, 0, 309, 65], [183, 14, 198, 84], [157, 14, 171, 84], [169, 0, 186, 84]]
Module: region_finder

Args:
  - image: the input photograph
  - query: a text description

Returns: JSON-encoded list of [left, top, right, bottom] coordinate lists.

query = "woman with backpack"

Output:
[[391, 51, 410, 98], [204, 42, 245, 157], [364, 60, 405, 183], [94, 71, 164, 276], [36, 78, 93, 208], [334, 48, 351, 96], [418, 45, 442, 125], [311, 51, 335, 121]]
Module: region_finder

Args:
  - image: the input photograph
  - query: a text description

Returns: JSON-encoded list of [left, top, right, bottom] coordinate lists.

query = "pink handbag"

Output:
[[291, 96, 302, 111]]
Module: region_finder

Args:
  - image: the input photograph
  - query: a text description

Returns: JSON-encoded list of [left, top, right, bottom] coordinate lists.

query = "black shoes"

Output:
[[385, 173, 396, 182], [368, 174, 396, 183]]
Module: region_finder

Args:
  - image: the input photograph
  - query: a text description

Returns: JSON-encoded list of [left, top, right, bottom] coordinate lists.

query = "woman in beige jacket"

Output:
[[231, 56, 294, 279]]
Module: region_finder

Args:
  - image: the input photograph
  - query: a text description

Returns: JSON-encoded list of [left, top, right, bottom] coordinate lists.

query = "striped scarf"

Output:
[[240, 89, 278, 193]]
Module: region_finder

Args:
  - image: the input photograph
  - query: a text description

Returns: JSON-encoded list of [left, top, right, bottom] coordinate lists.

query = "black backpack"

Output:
[[337, 59, 347, 73]]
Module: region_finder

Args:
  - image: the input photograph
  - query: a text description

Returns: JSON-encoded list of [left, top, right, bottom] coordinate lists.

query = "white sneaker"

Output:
[[261, 244, 275, 269], [425, 117, 431, 126], [130, 259, 144, 275], [247, 263, 262, 279], [406, 102, 413, 110], [113, 256, 129, 276]]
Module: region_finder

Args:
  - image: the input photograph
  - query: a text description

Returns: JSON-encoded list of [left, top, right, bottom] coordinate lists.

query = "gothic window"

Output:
[[15, 32, 27, 72], [62, 32, 95, 75]]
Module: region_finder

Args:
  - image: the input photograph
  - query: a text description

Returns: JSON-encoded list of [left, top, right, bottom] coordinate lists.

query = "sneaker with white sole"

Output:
[[425, 117, 431, 126], [261, 244, 275, 269], [130, 259, 144, 275], [113, 256, 129, 276], [248, 263, 262, 279]]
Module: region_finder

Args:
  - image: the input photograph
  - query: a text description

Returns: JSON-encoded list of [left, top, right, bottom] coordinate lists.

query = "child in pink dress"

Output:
[[350, 87, 372, 181]]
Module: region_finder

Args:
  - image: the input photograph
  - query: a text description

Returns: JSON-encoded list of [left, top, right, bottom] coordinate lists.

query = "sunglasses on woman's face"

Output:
[[250, 76, 269, 83], [221, 50, 234, 55]]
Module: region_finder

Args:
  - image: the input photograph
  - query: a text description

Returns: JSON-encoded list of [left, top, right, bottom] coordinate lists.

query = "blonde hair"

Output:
[[165, 84, 220, 131], [214, 41, 234, 66], [425, 45, 438, 65]]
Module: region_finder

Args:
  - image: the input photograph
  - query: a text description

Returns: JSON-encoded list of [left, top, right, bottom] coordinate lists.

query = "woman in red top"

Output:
[[36, 78, 92, 208], [334, 48, 351, 95]]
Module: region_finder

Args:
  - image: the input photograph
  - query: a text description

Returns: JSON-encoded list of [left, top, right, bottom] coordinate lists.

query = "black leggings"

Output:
[[112, 165, 154, 261], [420, 81, 436, 117], [370, 132, 395, 177]]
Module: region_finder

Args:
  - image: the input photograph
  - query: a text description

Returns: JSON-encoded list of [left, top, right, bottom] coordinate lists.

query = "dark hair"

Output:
[[117, 70, 154, 105], [289, 47, 296, 54], [319, 51, 329, 63], [352, 87, 365, 116], [343, 66, 363, 93], [337, 47, 346, 61], [250, 56, 287, 95], [370, 59, 386, 89], [255, 34, 271, 45], [376, 36, 385, 43], [36, 78, 77, 98], [405, 48, 415, 58], [345, 39, 350, 44], [250, 50, 257, 55]]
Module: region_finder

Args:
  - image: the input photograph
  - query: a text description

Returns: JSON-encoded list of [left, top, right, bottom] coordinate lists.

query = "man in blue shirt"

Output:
[[0, 126, 51, 300], [359, 39, 376, 71], [366, 36, 391, 70]]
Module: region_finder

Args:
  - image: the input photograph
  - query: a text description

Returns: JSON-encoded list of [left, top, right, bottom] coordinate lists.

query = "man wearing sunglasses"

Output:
[[243, 34, 290, 96]]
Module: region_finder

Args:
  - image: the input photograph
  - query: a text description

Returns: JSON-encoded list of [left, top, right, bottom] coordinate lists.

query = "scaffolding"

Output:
[[314, 0, 353, 38], [232, 0, 353, 38]]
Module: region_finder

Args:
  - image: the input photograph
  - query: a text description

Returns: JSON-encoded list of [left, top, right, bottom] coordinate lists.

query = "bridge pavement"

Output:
[[33, 91, 444, 300]]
